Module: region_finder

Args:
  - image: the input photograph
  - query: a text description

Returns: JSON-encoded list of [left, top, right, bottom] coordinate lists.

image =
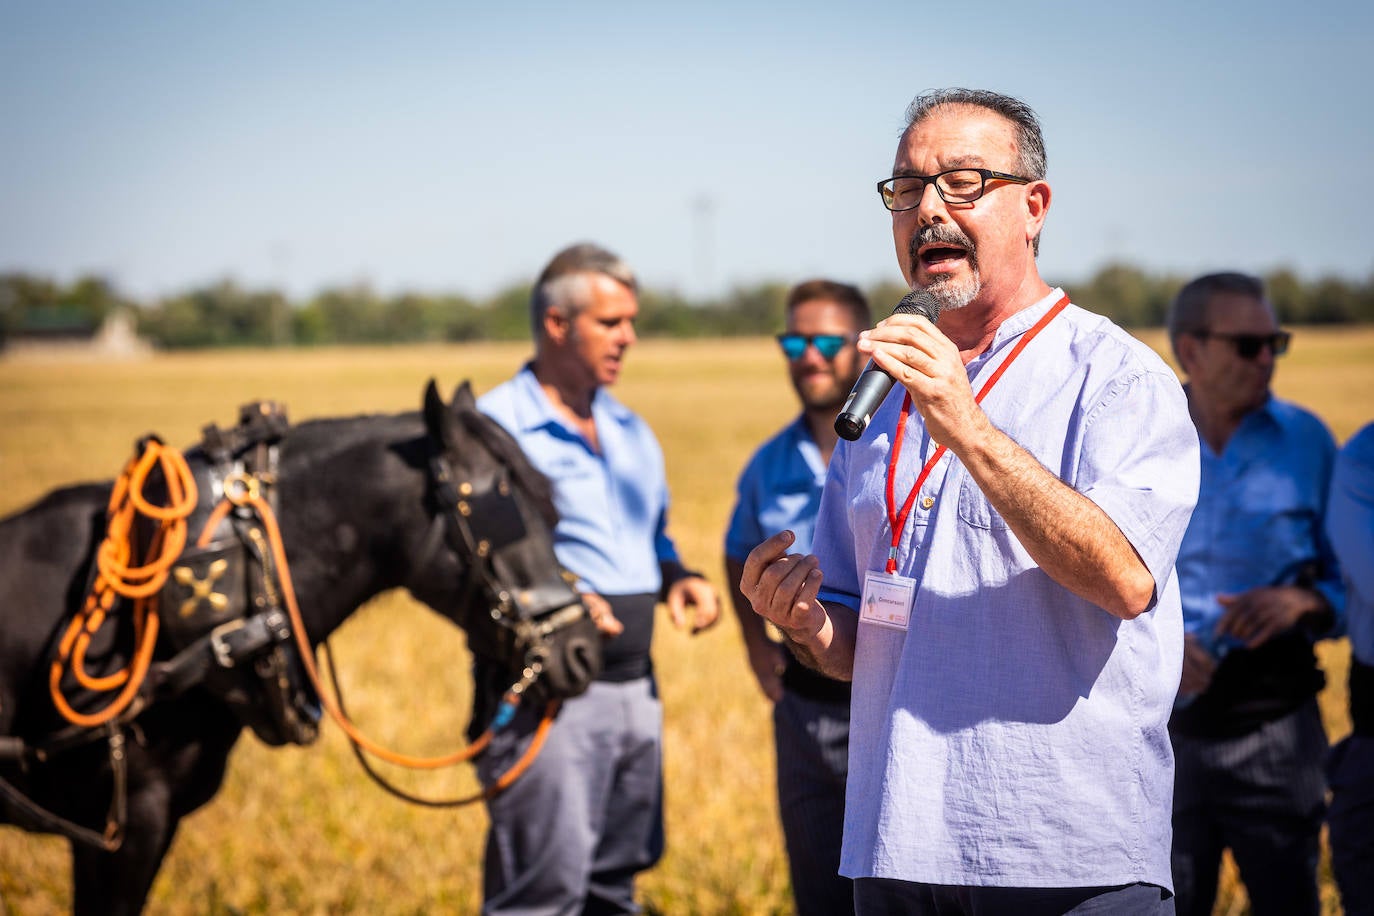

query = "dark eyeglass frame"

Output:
[[776, 333, 853, 360], [1192, 330, 1292, 359], [876, 168, 1034, 212]]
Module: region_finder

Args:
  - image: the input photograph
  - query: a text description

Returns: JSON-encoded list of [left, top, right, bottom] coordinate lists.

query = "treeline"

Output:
[[3, 264, 1373, 350]]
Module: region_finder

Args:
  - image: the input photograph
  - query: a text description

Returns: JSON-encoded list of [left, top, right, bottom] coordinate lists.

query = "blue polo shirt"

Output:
[[725, 415, 826, 562], [726, 415, 850, 702], [1176, 396, 1344, 657], [478, 364, 680, 597]]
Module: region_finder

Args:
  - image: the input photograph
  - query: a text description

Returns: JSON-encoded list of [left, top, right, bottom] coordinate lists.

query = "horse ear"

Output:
[[450, 381, 477, 412], [423, 379, 459, 448]]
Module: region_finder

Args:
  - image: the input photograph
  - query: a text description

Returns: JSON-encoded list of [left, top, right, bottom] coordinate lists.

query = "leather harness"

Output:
[[1, 399, 591, 846]]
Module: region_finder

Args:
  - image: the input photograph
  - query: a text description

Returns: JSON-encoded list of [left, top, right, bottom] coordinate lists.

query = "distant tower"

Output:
[[692, 194, 716, 302]]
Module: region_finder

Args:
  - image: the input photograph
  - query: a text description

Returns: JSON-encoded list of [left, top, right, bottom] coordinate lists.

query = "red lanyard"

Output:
[[883, 293, 1070, 573]]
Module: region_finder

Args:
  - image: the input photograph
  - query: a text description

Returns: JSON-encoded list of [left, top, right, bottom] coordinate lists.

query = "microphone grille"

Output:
[[893, 290, 941, 323]]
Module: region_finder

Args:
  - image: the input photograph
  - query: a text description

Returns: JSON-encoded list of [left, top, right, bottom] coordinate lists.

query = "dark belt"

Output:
[[1351, 657, 1374, 738], [1169, 630, 1324, 738], [782, 656, 851, 704]]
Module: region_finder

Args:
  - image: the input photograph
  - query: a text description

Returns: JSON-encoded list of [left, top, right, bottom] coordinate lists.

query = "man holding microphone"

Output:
[[742, 88, 1198, 913]]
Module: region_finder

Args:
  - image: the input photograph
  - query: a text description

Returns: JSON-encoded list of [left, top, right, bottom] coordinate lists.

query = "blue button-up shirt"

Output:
[[812, 290, 1199, 890], [1176, 396, 1344, 657], [1329, 422, 1374, 666], [478, 364, 679, 596], [725, 415, 826, 562]]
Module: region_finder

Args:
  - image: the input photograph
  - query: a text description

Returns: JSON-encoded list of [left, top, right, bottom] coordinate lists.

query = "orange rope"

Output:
[[49, 439, 198, 727], [49, 439, 556, 787], [216, 485, 556, 770]]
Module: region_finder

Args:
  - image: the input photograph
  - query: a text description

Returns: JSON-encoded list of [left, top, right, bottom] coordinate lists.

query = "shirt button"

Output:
[[921, 496, 935, 510]]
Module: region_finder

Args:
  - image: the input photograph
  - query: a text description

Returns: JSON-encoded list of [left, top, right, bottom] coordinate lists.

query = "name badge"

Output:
[[860, 570, 916, 630]]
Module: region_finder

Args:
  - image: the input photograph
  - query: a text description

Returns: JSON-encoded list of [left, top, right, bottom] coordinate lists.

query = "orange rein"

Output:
[[201, 475, 558, 777], [49, 439, 197, 727]]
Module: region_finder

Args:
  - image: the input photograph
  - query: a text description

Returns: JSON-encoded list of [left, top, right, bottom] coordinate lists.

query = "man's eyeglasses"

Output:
[[1193, 330, 1292, 359], [877, 168, 1033, 212], [777, 333, 853, 360]]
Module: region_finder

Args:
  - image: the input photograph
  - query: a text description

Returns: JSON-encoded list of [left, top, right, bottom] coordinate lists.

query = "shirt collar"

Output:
[[512, 362, 633, 433], [1180, 384, 1280, 431], [1234, 393, 1282, 441], [790, 413, 827, 478], [966, 287, 1067, 372]]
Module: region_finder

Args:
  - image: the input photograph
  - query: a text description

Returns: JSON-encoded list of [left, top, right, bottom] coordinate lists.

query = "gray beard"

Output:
[[908, 226, 981, 312], [922, 272, 981, 312]]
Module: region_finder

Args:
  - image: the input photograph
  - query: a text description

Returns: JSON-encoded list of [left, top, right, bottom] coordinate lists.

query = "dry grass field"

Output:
[[1, 326, 1371, 915]]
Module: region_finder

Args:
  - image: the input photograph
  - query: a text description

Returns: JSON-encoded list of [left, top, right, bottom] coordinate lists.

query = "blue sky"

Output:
[[2, 1, 1371, 303]]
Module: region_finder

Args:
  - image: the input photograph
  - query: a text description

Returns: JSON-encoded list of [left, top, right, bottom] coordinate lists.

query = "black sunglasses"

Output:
[[1194, 330, 1292, 359], [776, 333, 852, 360]]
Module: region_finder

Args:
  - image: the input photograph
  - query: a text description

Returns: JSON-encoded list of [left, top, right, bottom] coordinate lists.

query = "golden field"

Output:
[[1, 327, 1372, 915]]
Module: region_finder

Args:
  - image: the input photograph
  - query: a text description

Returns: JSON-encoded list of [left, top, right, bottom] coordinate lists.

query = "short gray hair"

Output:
[[530, 242, 637, 336], [904, 88, 1048, 255], [905, 88, 1047, 179], [1167, 271, 1266, 362]]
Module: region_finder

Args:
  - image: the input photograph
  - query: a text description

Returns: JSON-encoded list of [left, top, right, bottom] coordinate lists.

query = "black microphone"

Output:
[[834, 291, 941, 441]]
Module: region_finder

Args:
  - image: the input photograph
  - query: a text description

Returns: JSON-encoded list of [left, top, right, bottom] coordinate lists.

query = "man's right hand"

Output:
[[583, 591, 624, 637], [748, 640, 787, 703], [1178, 633, 1217, 699]]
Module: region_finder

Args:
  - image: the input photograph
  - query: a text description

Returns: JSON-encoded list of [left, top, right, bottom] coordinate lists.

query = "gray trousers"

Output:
[[1327, 734, 1374, 916], [479, 677, 664, 916], [774, 690, 854, 916], [1170, 699, 1328, 916]]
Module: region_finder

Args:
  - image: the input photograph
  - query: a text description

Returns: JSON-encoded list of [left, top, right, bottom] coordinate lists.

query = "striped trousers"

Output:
[[1169, 699, 1328, 916]]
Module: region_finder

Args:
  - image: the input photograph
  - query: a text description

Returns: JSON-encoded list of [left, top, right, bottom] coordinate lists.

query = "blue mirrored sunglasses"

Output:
[[776, 333, 851, 360]]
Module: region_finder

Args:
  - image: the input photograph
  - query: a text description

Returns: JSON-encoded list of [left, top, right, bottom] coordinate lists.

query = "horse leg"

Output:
[[70, 779, 179, 916], [69, 707, 242, 915]]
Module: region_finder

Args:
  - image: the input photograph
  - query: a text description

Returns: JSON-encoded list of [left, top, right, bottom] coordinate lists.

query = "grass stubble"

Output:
[[1, 328, 1369, 914]]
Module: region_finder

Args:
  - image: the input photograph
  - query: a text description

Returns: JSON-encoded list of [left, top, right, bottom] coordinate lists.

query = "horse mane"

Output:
[[280, 412, 422, 459], [454, 407, 559, 529], [275, 408, 558, 528]]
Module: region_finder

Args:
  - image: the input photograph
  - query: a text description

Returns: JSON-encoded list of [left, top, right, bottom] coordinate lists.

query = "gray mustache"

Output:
[[909, 224, 977, 261]]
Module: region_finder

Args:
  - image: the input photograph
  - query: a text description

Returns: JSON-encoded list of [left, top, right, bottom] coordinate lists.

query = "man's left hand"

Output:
[[1215, 585, 1326, 649], [667, 576, 720, 634]]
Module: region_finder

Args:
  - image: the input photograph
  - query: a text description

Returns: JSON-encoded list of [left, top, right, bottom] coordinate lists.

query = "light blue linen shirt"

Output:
[[725, 415, 826, 561], [812, 289, 1199, 890], [1175, 396, 1344, 657], [478, 364, 679, 596], [1329, 422, 1374, 666]]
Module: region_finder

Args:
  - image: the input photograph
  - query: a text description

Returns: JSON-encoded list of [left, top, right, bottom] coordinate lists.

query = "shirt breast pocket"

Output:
[[540, 453, 596, 483], [957, 475, 1010, 530]]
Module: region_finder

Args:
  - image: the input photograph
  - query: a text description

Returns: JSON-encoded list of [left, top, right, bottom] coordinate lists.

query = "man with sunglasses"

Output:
[[742, 88, 1198, 914], [1165, 272, 1344, 916], [725, 279, 871, 916]]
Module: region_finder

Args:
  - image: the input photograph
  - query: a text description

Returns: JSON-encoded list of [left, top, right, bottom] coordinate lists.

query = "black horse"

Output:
[[0, 380, 600, 915]]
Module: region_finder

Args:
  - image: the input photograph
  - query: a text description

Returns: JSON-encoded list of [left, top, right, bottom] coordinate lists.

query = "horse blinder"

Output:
[[428, 455, 601, 703]]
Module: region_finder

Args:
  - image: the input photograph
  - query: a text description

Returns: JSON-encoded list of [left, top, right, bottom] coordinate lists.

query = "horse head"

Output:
[[410, 379, 601, 706]]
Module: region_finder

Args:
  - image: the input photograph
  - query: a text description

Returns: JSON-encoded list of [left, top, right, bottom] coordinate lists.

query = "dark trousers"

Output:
[[774, 689, 854, 916], [1170, 699, 1328, 916], [479, 677, 664, 916], [853, 878, 1174, 915], [1328, 734, 1374, 916]]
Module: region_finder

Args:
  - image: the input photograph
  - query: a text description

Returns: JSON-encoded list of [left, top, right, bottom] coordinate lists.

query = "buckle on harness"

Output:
[[209, 609, 292, 669], [210, 619, 246, 668]]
